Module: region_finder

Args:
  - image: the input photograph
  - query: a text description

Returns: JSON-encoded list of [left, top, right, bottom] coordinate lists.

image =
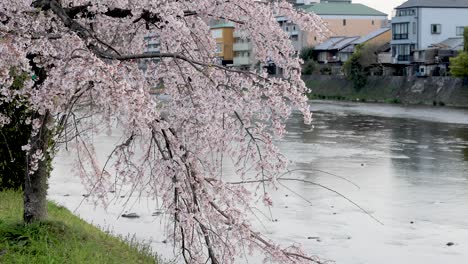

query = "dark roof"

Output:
[[352, 28, 391, 45], [301, 3, 387, 16], [315, 36, 360, 50], [430, 37, 464, 51], [397, 0, 468, 9]]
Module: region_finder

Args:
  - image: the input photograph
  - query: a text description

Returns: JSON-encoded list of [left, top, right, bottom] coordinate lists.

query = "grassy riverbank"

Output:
[[0, 191, 158, 264]]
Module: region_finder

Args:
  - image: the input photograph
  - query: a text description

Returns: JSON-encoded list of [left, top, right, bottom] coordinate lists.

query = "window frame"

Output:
[[431, 24, 441, 34], [392, 23, 409, 40]]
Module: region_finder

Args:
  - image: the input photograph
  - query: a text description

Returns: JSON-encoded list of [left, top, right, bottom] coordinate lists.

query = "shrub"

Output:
[[0, 70, 32, 190], [302, 60, 317, 75], [300, 46, 315, 61]]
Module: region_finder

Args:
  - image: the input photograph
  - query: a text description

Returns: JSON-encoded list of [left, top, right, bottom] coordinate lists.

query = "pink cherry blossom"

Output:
[[1, 1, 328, 263]]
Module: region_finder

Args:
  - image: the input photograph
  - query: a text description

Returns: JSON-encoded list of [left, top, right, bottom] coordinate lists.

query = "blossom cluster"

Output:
[[0, 1, 327, 263]]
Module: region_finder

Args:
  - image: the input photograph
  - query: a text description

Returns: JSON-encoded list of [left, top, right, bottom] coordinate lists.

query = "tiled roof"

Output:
[[301, 3, 387, 16], [397, 0, 468, 9], [352, 28, 391, 45], [315, 36, 360, 50], [430, 37, 464, 51]]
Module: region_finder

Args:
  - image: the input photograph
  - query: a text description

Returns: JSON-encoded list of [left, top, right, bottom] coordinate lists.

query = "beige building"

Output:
[[292, 1, 388, 49], [210, 23, 235, 65], [231, 0, 389, 69]]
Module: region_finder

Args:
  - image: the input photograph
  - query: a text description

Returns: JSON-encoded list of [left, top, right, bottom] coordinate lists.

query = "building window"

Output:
[[413, 22, 417, 34], [148, 44, 160, 49], [290, 35, 298, 41], [211, 29, 222, 39], [293, 26, 296, 31], [392, 44, 411, 61], [397, 9, 415, 17], [456, 26, 465, 36], [431, 24, 441, 34], [392, 23, 409, 40], [314, 36, 317, 41], [372, 20, 375, 25], [343, 19, 347, 26], [216, 43, 222, 53]]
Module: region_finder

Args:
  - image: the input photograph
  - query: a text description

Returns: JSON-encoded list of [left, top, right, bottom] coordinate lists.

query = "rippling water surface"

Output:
[[50, 101, 468, 264]]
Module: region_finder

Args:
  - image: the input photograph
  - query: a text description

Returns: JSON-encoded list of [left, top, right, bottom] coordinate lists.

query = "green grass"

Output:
[[0, 191, 158, 264]]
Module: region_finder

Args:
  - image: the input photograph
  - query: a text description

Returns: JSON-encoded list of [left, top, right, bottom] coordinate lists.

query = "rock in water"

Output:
[[122, 213, 140, 219], [152, 210, 164, 216], [446, 242, 455, 247]]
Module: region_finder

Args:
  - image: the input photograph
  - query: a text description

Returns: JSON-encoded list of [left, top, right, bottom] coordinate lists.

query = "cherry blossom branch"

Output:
[[208, 201, 324, 264], [228, 177, 384, 225]]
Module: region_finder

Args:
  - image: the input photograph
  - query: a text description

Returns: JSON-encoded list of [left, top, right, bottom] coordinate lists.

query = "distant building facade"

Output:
[[230, 0, 390, 71], [391, 0, 468, 64], [297, 0, 388, 49], [210, 23, 235, 65], [338, 27, 391, 62], [232, 30, 256, 70], [139, 33, 161, 71]]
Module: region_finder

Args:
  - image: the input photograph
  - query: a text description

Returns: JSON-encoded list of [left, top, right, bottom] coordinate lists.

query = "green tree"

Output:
[[300, 46, 317, 75], [464, 26, 468, 52], [0, 70, 32, 191], [343, 43, 382, 91], [343, 44, 367, 91], [299, 46, 315, 61], [450, 27, 468, 78], [450, 52, 468, 77], [302, 60, 317, 75]]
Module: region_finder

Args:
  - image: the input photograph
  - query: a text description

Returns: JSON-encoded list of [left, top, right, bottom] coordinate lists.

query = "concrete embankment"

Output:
[[303, 75, 468, 107]]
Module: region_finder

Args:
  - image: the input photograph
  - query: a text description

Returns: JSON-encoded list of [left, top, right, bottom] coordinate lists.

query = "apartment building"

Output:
[[139, 33, 161, 71], [210, 23, 235, 65], [391, 0, 468, 64], [232, 31, 256, 71], [230, 0, 388, 70], [298, 0, 388, 48]]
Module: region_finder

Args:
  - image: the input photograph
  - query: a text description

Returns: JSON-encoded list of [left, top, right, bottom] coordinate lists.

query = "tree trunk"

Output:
[[23, 112, 52, 223]]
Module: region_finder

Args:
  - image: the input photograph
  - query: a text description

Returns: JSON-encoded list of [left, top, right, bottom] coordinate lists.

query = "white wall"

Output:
[[419, 8, 468, 49], [211, 29, 222, 39], [295, 0, 319, 4]]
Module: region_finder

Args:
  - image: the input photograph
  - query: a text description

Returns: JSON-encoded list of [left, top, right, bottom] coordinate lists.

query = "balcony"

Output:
[[234, 31, 247, 38], [378, 53, 392, 64], [233, 42, 252, 51], [289, 30, 299, 36], [393, 34, 408, 40], [413, 49, 437, 64], [390, 54, 412, 64], [233, 56, 251, 66]]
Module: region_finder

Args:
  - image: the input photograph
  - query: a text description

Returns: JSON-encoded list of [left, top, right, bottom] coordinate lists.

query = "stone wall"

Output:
[[303, 75, 468, 107]]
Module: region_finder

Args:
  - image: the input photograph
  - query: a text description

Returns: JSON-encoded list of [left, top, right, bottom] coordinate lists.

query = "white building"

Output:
[[232, 30, 256, 71], [139, 34, 161, 71], [391, 0, 468, 64]]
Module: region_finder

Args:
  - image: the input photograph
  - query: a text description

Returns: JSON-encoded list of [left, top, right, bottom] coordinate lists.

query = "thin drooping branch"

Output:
[[33, 0, 273, 80], [227, 177, 384, 225], [0, 1, 331, 263], [208, 201, 324, 264]]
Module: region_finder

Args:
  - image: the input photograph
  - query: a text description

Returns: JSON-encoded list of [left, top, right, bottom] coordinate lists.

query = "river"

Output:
[[49, 101, 468, 264]]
